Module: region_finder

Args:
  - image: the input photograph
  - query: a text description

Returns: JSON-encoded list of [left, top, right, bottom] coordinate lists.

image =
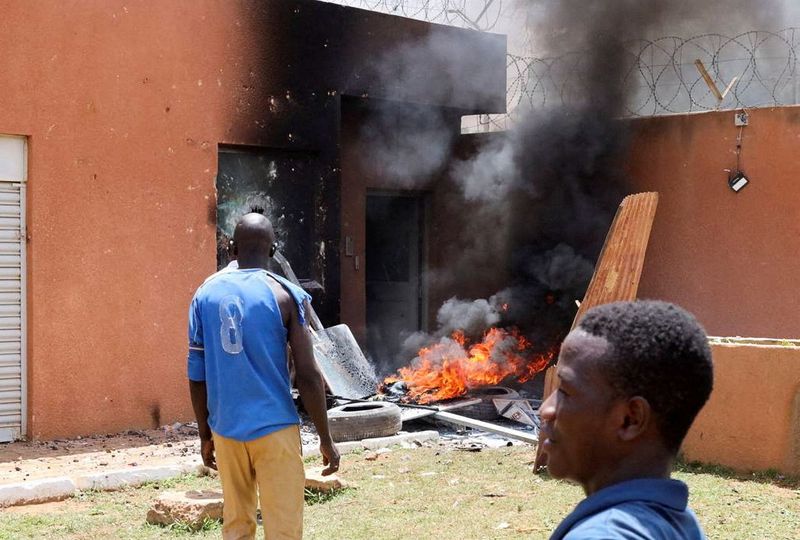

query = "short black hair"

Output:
[[578, 300, 713, 453]]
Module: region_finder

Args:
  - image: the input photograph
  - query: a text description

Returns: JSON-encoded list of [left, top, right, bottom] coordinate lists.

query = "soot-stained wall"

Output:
[[0, 0, 505, 439], [340, 103, 511, 352]]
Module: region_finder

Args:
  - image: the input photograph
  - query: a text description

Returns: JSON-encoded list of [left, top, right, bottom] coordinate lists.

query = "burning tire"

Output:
[[327, 402, 403, 443], [460, 386, 520, 421]]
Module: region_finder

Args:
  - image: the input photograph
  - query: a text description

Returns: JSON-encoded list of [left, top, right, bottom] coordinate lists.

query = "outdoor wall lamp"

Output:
[[728, 170, 749, 193], [727, 110, 749, 193]]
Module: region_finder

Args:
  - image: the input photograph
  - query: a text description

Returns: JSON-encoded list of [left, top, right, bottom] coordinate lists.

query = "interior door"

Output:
[[365, 193, 424, 364]]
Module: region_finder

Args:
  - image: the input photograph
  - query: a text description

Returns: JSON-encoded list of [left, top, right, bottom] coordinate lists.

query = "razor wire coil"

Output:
[[475, 28, 800, 131], [323, 2, 800, 126], [323, 0, 507, 31]]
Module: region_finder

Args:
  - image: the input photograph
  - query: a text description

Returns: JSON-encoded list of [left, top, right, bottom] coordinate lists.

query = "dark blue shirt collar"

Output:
[[550, 478, 689, 540]]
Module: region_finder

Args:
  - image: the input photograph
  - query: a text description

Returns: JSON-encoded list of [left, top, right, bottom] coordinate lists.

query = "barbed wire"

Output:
[[323, 0, 509, 32], [465, 28, 800, 132], [522, 29, 798, 115], [324, 3, 799, 127]]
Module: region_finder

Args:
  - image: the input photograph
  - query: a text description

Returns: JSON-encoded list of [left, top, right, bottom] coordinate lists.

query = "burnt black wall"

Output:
[[217, 0, 506, 325]]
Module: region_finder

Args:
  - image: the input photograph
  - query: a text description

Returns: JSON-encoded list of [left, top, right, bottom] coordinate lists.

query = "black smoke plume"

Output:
[[370, 0, 783, 371]]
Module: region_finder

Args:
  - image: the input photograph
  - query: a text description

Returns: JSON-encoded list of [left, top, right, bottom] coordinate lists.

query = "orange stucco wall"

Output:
[[627, 107, 800, 339], [683, 342, 800, 474], [625, 110, 800, 472], [0, 1, 260, 438], [1, 1, 504, 439]]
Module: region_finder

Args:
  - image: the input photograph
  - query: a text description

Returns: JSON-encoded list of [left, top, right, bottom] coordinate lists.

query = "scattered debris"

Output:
[[431, 411, 538, 445], [493, 398, 540, 428], [274, 250, 377, 399], [457, 387, 520, 421], [455, 443, 483, 452], [396, 397, 481, 423]]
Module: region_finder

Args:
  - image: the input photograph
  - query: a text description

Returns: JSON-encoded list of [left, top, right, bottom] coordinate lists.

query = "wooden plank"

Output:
[[694, 59, 724, 102], [570, 192, 659, 326], [432, 411, 539, 445], [721, 76, 738, 100], [535, 192, 659, 469]]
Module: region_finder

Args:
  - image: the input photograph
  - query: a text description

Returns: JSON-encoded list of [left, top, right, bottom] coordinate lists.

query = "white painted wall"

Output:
[[0, 136, 25, 183]]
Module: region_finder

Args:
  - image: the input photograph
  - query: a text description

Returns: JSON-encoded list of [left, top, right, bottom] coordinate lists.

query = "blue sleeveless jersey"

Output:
[[187, 268, 311, 441]]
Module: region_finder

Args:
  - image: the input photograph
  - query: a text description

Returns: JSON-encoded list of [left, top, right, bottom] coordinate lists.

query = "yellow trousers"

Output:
[[213, 426, 304, 540]]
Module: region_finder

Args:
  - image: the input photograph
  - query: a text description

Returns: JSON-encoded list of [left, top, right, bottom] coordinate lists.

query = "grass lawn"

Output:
[[0, 446, 798, 539]]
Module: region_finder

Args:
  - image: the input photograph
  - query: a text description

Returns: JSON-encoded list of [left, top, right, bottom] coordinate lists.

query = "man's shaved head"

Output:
[[233, 213, 275, 267]]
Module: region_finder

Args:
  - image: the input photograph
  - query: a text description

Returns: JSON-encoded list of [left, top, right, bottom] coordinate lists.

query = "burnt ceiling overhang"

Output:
[[248, 0, 507, 117]]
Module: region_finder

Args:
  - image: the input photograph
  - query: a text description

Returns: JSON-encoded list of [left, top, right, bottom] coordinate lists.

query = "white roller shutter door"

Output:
[[0, 136, 25, 442]]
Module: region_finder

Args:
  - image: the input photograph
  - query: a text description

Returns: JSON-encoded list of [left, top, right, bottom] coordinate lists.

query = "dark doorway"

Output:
[[365, 192, 426, 367], [214, 146, 339, 324], [216, 147, 317, 274]]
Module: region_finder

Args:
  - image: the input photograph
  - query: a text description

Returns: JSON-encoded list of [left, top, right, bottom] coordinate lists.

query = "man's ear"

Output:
[[229, 240, 237, 257], [618, 396, 652, 442]]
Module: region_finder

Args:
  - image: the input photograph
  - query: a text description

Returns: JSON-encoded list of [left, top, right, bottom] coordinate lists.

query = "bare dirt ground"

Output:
[[0, 424, 201, 486], [0, 420, 327, 487]]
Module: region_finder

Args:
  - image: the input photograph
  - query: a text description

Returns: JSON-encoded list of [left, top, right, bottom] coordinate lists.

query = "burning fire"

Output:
[[383, 328, 554, 404]]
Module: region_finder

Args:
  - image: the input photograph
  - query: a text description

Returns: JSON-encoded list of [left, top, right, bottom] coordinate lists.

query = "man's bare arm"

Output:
[[288, 300, 340, 475], [189, 380, 217, 470]]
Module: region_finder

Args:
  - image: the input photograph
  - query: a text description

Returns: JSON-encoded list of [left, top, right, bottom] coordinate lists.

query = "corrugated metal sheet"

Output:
[[0, 183, 24, 442]]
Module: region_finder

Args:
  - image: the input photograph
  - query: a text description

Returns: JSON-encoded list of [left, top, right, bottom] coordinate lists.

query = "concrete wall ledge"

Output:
[[709, 337, 800, 347], [682, 341, 800, 475]]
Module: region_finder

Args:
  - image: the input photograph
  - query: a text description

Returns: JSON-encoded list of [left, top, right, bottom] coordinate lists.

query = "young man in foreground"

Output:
[[188, 213, 339, 540], [542, 300, 713, 539]]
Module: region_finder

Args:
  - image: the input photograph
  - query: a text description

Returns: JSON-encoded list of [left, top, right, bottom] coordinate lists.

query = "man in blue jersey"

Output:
[[542, 301, 713, 539], [188, 213, 339, 540]]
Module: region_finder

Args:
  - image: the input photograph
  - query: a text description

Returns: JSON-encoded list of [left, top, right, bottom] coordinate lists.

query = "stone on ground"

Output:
[[305, 466, 347, 493], [146, 489, 223, 530]]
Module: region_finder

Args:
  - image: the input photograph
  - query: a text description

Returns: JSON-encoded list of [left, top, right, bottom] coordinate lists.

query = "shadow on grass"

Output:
[[304, 487, 350, 506], [675, 459, 800, 489], [534, 460, 800, 490]]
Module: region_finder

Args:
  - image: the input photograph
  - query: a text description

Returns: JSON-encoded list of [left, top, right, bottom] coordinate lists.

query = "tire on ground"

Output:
[[327, 402, 403, 443], [459, 386, 520, 421]]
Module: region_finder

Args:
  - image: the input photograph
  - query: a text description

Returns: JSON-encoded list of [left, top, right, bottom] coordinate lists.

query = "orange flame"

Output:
[[384, 328, 554, 404]]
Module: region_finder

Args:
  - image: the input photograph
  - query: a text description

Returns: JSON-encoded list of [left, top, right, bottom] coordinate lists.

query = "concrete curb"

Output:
[[0, 463, 205, 509], [0, 430, 440, 508], [302, 430, 441, 458], [74, 462, 204, 491], [0, 476, 77, 507]]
